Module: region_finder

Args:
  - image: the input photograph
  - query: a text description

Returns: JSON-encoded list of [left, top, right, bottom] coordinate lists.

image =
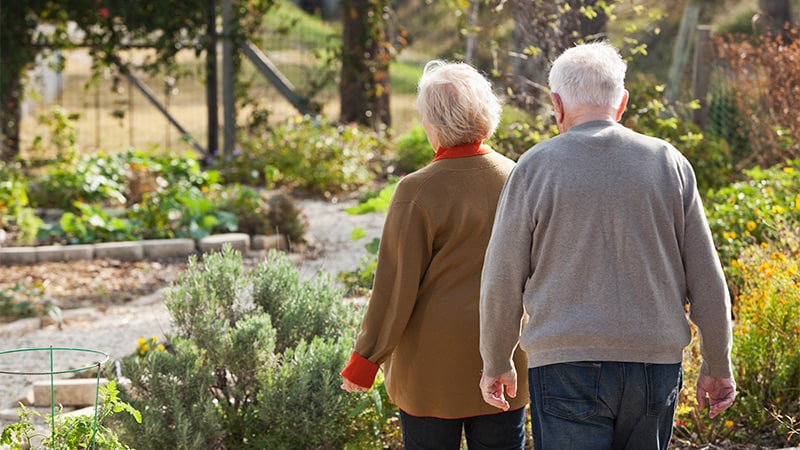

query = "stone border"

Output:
[[0, 233, 288, 266]]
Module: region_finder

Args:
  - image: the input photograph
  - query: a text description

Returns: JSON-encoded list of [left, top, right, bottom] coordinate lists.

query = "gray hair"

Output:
[[548, 41, 627, 110], [415, 60, 502, 148]]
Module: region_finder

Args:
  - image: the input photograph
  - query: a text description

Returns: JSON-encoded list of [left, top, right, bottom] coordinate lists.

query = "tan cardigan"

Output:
[[342, 149, 528, 418]]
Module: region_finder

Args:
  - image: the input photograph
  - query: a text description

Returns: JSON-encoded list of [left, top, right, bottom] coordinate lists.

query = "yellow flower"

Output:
[[746, 221, 756, 231], [142, 344, 150, 353], [794, 195, 800, 212], [775, 397, 782, 404], [137, 337, 146, 347], [157, 344, 166, 352], [723, 231, 737, 240], [771, 205, 785, 214], [784, 167, 795, 173], [761, 242, 769, 249], [725, 420, 734, 428]]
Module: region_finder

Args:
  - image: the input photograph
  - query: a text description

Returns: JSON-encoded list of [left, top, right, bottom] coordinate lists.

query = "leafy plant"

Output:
[[0, 380, 140, 450], [622, 75, 733, 194], [265, 191, 306, 244], [0, 283, 61, 324], [339, 180, 397, 296], [391, 124, 432, 174], [233, 115, 388, 196], [705, 160, 800, 269], [488, 106, 558, 162], [113, 247, 388, 449], [676, 224, 800, 448], [0, 162, 43, 244], [38, 201, 135, 245]]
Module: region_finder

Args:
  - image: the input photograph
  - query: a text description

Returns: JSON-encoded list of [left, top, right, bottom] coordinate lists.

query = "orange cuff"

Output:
[[341, 351, 380, 389]]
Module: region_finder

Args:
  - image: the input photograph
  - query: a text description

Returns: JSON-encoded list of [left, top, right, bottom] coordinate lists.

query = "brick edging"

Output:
[[0, 233, 288, 266]]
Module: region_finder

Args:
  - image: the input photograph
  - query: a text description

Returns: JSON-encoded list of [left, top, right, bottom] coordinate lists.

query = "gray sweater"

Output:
[[480, 120, 733, 378]]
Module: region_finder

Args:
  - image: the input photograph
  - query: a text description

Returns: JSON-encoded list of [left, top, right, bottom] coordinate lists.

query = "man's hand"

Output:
[[479, 369, 517, 411], [696, 373, 736, 418]]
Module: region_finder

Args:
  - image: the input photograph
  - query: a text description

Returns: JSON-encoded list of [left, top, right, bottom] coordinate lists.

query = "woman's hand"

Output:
[[341, 377, 369, 393]]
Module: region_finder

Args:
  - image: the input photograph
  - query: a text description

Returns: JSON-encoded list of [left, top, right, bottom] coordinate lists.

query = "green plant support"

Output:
[[0, 346, 109, 449]]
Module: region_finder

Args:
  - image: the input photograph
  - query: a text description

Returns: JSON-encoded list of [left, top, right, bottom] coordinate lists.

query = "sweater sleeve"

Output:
[[681, 164, 734, 378], [343, 193, 433, 388], [479, 167, 530, 377]]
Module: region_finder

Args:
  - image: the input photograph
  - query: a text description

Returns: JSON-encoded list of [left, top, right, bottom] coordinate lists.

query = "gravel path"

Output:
[[0, 197, 385, 416]]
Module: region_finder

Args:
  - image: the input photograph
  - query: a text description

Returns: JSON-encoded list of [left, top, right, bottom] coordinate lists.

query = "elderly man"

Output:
[[479, 41, 735, 449]]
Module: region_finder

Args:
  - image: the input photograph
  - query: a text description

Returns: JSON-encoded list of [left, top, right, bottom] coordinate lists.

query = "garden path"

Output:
[[0, 197, 386, 414]]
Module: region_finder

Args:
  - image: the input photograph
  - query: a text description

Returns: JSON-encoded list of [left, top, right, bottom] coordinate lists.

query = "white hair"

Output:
[[548, 41, 627, 110], [415, 60, 502, 148]]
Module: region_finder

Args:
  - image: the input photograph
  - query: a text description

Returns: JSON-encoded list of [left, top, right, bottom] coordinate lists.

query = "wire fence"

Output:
[[19, 10, 340, 160]]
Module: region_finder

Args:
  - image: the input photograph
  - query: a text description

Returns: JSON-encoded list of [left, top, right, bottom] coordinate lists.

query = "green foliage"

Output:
[[391, 124, 432, 174], [0, 162, 43, 244], [704, 160, 800, 267], [233, 115, 388, 195], [1, 381, 140, 450], [622, 75, 733, 194], [256, 337, 360, 449], [728, 230, 800, 446], [265, 191, 306, 244], [10, 148, 305, 245], [0, 283, 61, 324], [338, 180, 397, 295], [215, 184, 273, 236], [28, 151, 128, 211], [38, 202, 134, 245], [114, 247, 388, 449], [675, 227, 800, 448], [488, 105, 558, 161]]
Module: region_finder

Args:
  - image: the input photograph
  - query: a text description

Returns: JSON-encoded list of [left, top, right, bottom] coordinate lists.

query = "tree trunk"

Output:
[[0, 6, 35, 162], [757, 0, 793, 42], [340, 0, 391, 129]]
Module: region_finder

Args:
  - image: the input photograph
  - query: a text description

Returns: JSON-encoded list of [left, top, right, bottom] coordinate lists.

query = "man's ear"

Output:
[[550, 92, 565, 124], [615, 90, 629, 121]]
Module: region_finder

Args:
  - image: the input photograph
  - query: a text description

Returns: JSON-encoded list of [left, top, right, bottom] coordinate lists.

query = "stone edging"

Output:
[[0, 233, 287, 266]]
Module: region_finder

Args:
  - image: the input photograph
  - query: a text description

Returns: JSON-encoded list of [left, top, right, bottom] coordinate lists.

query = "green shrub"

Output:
[[28, 152, 128, 210], [488, 106, 558, 161], [256, 337, 360, 449], [675, 226, 800, 448], [265, 191, 306, 244], [232, 115, 388, 195], [113, 247, 388, 449], [38, 202, 135, 244], [392, 124, 432, 174], [622, 75, 733, 194], [728, 227, 800, 446], [0, 162, 43, 244], [705, 160, 800, 267]]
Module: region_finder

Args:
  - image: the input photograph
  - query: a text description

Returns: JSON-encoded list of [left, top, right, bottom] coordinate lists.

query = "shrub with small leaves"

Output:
[[114, 247, 388, 448]]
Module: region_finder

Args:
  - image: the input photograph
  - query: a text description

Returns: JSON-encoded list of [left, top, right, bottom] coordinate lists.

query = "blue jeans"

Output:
[[528, 362, 682, 450], [400, 407, 527, 450]]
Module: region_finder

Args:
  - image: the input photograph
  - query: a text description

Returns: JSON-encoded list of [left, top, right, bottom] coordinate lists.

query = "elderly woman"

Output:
[[340, 60, 529, 449]]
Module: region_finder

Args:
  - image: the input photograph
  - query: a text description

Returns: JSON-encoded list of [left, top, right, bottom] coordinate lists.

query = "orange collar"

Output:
[[433, 141, 490, 161]]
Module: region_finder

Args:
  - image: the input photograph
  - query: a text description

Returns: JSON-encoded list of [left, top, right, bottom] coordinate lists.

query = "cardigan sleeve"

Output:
[[342, 191, 433, 388]]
